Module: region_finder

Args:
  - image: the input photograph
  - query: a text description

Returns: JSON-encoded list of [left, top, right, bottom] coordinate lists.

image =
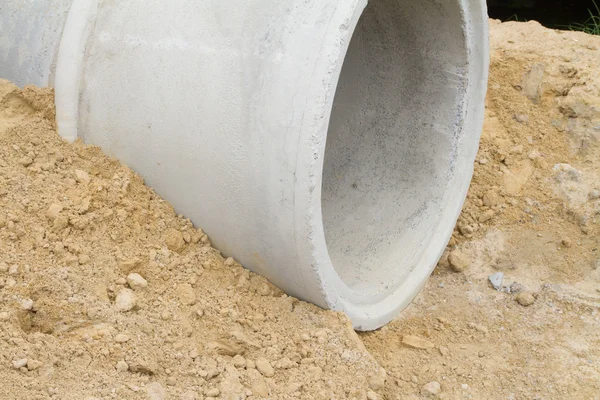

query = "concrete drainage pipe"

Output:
[[1, 0, 488, 330]]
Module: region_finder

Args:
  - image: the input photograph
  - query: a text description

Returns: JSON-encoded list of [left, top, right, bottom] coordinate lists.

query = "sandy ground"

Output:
[[1, 20, 599, 400]]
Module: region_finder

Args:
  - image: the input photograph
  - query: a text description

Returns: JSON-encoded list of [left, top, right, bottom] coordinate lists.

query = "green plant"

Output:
[[568, 0, 600, 35], [505, 14, 526, 22]]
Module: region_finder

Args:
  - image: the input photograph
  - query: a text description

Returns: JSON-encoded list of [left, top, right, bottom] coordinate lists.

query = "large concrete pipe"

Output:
[[1, 0, 488, 330]]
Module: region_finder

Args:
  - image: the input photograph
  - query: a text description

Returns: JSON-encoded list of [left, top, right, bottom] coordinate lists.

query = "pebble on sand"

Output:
[[127, 273, 148, 290], [448, 250, 470, 272], [516, 292, 535, 306], [402, 335, 435, 349], [255, 357, 275, 377], [488, 272, 504, 290], [421, 381, 441, 397], [115, 288, 136, 312], [12, 358, 28, 369]]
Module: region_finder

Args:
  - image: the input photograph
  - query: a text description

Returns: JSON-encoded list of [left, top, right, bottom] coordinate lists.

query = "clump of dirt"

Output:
[[362, 20, 600, 399], [0, 80, 382, 399], [1, 20, 600, 400]]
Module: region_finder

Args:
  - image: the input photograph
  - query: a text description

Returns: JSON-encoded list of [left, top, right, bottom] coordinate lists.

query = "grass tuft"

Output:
[[568, 0, 600, 35]]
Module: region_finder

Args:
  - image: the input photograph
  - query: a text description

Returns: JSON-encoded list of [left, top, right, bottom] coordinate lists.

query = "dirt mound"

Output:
[[0, 81, 381, 399], [1, 20, 599, 400]]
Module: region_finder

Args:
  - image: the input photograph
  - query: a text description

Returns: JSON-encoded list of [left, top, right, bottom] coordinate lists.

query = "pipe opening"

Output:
[[321, 0, 468, 294]]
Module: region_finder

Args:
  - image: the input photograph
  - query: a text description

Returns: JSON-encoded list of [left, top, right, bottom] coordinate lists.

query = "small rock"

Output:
[[46, 204, 63, 220], [508, 281, 524, 294], [145, 382, 166, 400], [488, 272, 504, 290], [12, 358, 28, 369], [421, 381, 441, 397], [165, 228, 186, 253], [224, 257, 235, 266], [448, 250, 469, 273], [0, 311, 9, 321], [167, 376, 177, 386], [367, 391, 379, 400], [8, 264, 18, 275], [255, 357, 275, 377], [522, 62, 545, 103], [479, 209, 495, 223], [438, 346, 449, 356], [458, 224, 474, 236], [127, 273, 148, 290], [177, 283, 196, 305], [18, 157, 33, 167], [115, 288, 136, 312], [114, 334, 131, 343], [20, 298, 34, 311], [516, 292, 535, 306], [257, 283, 271, 296], [118, 258, 143, 274], [27, 359, 43, 371], [189, 348, 199, 359], [514, 114, 529, 123], [116, 360, 129, 372], [232, 355, 246, 368], [468, 322, 489, 334], [561, 238, 572, 248], [74, 169, 91, 185], [402, 335, 435, 349], [589, 189, 600, 200]]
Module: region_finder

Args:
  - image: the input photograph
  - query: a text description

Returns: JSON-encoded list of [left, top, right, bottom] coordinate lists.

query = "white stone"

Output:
[[20, 298, 34, 310], [12, 358, 28, 369], [127, 273, 148, 290], [421, 381, 441, 397], [115, 288, 136, 312]]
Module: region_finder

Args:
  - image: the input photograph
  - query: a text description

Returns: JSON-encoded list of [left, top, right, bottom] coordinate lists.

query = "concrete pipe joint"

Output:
[[2, 0, 488, 330]]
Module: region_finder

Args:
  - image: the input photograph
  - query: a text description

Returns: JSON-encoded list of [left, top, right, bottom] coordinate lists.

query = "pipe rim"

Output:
[[295, 0, 489, 330]]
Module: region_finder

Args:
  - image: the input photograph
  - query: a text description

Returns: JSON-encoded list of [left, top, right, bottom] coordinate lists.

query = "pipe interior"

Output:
[[321, 0, 468, 294]]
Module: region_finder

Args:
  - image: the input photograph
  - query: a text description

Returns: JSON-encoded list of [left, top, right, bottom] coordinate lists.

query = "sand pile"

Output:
[[1, 20, 600, 400], [0, 84, 382, 399]]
